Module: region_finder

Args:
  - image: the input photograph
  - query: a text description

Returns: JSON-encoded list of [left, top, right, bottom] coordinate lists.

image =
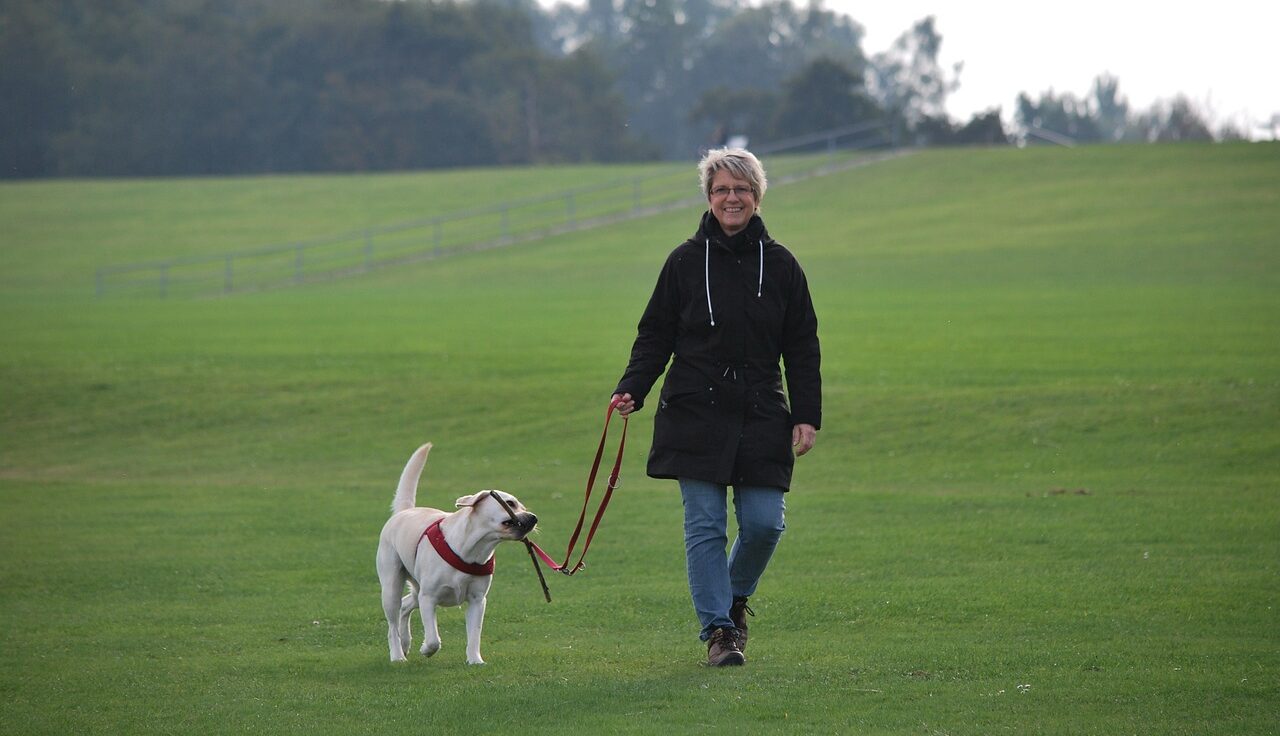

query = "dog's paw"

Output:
[[467, 658, 486, 666], [421, 641, 441, 658]]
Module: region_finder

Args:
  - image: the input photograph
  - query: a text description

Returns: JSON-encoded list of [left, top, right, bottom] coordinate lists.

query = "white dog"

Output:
[[376, 443, 537, 664]]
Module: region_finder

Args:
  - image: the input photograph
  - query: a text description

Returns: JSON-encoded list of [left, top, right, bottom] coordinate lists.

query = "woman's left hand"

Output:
[[792, 423, 817, 456]]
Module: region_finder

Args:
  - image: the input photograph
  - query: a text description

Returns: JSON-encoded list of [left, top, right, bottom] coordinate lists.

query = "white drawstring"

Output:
[[705, 239, 715, 326], [705, 237, 765, 327], [757, 239, 764, 298]]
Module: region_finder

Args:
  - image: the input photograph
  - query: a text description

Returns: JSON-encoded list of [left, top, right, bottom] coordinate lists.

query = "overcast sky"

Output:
[[831, 1, 1280, 135]]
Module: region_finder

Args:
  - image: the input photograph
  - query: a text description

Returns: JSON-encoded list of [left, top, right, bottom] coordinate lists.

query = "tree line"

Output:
[[0, 0, 1231, 179]]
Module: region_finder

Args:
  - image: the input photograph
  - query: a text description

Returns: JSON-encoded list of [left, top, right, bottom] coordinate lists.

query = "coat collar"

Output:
[[696, 210, 769, 254]]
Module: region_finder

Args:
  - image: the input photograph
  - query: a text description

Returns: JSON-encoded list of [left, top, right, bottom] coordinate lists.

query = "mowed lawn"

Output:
[[1, 144, 1277, 735]]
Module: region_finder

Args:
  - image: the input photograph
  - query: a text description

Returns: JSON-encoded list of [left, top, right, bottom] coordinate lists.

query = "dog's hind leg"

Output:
[[381, 588, 408, 661], [378, 547, 410, 662]]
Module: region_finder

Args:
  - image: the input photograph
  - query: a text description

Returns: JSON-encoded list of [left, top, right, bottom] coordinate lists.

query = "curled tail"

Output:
[[390, 443, 432, 515]]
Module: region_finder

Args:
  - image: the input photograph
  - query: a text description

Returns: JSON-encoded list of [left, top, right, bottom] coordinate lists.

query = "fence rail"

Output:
[[95, 123, 895, 298]]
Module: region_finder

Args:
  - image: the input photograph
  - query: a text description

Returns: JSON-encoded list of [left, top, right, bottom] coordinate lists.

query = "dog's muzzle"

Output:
[[503, 512, 538, 538]]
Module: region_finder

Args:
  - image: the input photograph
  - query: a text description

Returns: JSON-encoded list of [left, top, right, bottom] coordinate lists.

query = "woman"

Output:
[[611, 148, 822, 667]]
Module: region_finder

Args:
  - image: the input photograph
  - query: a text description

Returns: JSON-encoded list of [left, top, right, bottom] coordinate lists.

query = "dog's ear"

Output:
[[455, 493, 483, 509]]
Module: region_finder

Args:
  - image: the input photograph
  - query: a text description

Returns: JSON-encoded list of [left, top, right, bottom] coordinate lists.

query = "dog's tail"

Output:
[[391, 442, 432, 515]]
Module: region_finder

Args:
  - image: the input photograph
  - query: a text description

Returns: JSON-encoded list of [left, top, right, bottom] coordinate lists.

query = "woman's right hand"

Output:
[[611, 393, 636, 416]]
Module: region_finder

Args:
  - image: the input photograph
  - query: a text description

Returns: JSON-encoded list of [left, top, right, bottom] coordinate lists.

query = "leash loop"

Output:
[[528, 397, 628, 578]]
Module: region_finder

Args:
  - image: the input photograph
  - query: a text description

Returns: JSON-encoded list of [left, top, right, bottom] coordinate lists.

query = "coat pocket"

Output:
[[745, 388, 794, 463], [653, 387, 715, 453]]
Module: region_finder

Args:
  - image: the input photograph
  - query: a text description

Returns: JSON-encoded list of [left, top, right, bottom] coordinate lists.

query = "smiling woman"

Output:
[[704, 153, 766, 236], [609, 147, 822, 667]]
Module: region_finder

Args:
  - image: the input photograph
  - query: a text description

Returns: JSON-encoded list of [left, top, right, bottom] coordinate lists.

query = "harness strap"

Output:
[[423, 518, 495, 576]]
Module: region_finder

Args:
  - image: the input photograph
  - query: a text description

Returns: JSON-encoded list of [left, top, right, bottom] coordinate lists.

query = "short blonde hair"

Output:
[[698, 147, 767, 203]]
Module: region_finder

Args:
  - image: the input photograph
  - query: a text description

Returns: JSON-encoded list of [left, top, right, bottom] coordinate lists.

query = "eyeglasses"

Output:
[[709, 186, 754, 199]]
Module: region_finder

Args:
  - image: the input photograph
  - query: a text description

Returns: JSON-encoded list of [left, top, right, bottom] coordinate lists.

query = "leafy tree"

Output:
[[3, 0, 652, 176], [771, 57, 878, 139], [952, 109, 1008, 145], [0, 3, 72, 177], [868, 16, 959, 133], [1158, 97, 1215, 142], [910, 114, 956, 147], [1130, 95, 1215, 142], [471, 46, 651, 163], [909, 109, 1007, 147], [1015, 89, 1103, 143], [1014, 75, 1219, 144], [579, 0, 868, 158], [578, 0, 623, 46], [605, 0, 702, 156], [689, 86, 778, 149], [1090, 74, 1130, 142]]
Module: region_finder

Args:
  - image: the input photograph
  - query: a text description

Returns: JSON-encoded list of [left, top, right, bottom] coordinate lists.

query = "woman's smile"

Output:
[[708, 170, 755, 236]]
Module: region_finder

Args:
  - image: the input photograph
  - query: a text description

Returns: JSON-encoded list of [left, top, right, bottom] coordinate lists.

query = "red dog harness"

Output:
[[422, 518, 495, 576]]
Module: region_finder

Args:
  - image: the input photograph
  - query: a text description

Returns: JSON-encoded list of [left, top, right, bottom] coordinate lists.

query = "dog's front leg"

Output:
[[418, 593, 442, 658], [464, 595, 487, 665]]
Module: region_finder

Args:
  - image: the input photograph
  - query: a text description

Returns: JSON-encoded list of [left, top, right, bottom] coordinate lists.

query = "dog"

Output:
[[376, 443, 537, 664]]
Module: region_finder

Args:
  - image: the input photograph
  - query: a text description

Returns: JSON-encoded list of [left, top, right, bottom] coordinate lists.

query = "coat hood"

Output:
[[694, 210, 772, 253]]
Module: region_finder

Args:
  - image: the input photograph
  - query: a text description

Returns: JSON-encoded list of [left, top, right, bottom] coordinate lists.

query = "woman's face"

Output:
[[707, 169, 757, 237]]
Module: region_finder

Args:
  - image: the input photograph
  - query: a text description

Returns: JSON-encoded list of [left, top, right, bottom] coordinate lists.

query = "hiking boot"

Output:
[[730, 596, 754, 652], [706, 627, 745, 667]]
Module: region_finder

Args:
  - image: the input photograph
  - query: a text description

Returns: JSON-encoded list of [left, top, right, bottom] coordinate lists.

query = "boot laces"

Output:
[[710, 627, 743, 650]]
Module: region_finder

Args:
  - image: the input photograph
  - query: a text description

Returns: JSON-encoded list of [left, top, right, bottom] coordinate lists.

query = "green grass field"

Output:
[[2, 143, 1277, 735]]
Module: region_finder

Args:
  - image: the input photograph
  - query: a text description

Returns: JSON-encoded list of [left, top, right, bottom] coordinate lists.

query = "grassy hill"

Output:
[[1, 143, 1277, 734]]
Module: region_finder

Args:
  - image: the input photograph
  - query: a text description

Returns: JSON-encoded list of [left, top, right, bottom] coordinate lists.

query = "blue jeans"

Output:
[[679, 477, 786, 641]]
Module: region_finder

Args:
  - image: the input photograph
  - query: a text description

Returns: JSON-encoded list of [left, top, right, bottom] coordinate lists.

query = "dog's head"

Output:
[[455, 490, 538, 540]]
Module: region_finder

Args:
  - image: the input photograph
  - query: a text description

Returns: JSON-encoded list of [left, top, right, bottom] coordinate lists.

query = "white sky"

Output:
[[543, 0, 1280, 136], [829, 1, 1280, 134]]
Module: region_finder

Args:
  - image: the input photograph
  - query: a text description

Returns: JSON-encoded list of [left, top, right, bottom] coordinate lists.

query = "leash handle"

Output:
[[525, 397, 628, 578], [557, 397, 627, 573], [564, 403, 627, 575]]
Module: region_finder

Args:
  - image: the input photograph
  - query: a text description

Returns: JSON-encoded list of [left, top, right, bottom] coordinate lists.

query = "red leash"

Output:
[[527, 397, 629, 577]]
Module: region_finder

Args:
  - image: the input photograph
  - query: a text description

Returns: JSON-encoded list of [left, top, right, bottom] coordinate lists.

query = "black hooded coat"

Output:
[[614, 211, 822, 490]]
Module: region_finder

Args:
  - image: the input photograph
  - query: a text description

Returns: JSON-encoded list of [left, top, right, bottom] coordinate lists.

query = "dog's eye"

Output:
[[505, 500, 516, 508]]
